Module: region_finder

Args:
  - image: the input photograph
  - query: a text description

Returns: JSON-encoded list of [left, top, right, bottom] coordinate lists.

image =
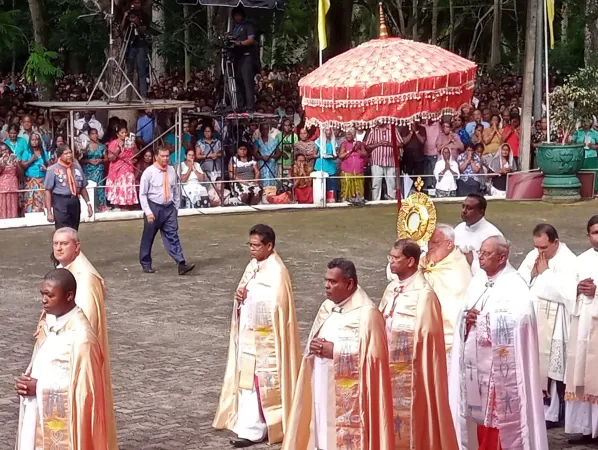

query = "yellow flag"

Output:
[[318, 0, 330, 51], [546, 0, 555, 49]]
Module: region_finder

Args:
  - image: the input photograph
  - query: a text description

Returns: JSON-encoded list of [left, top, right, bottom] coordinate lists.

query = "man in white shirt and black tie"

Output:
[[139, 147, 194, 275]]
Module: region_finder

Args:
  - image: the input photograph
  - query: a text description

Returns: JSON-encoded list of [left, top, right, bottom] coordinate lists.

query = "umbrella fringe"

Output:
[[303, 107, 468, 130], [301, 82, 475, 109]]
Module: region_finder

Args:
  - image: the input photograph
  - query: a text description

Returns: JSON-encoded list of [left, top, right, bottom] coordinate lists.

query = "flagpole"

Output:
[[543, 0, 551, 142]]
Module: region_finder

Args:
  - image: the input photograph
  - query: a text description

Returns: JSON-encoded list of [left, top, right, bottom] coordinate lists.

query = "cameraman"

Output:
[[231, 7, 257, 112], [121, 0, 150, 99]]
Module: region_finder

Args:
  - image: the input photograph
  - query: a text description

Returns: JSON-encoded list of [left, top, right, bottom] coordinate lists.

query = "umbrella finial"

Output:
[[378, 2, 389, 39]]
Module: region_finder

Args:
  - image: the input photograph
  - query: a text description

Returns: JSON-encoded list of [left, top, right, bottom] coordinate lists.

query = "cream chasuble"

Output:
[[419, 248, 472, 353], [448, 264, 548, 450], [281, 286, 395, 450], [379, 272, 458, 450], [17, 308, 108, 450], [518, 243, 577, 385], [564, 249, 598, 437], [39, 252, 118, 450], [213, 251, 301, 444]]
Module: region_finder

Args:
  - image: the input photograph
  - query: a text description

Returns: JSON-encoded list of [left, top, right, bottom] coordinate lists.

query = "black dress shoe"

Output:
[[545, 420, 561, 429], [178, 263, 195, 275], [142, 267, 156, 274], [230, 438, 255, 448]]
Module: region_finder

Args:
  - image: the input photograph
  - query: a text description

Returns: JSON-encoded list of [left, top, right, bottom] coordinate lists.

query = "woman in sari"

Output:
[[254, 123, 281, 189], [291, 153, 313, 204], [314, 127, 339, 201], [4, 124, 28, 157], [18, 132, 49, 213], [433, 147, 459, 197], [488, 143, 517, 195], [0, 142, 20, 218], [482, 114, 502, 155], [293, 128, 317, 162], [136, 148, 154, 183], [81, 128, 107, 212], [338, 128, 368, 202], [106, 125, 138, 209]]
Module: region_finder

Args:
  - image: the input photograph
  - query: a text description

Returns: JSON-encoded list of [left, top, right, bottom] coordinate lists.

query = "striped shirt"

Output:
[[364, 125, 403, 167]]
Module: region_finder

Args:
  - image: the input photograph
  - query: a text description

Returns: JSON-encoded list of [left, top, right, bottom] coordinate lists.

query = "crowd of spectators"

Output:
[[0, 68, 590, 221]]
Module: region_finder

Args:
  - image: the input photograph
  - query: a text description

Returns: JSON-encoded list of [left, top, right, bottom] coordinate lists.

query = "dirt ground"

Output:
[[1, 200, 597, 449]]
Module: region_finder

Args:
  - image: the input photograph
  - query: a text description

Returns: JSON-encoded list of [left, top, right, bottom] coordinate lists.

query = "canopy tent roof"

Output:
[[27, 100, 194, 113]]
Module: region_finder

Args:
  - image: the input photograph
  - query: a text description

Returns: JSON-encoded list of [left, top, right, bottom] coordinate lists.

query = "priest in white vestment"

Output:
[[214, 224, 301, 447], [282, 258, 394, 450], [454, 194, 502, 275], [449, 236, 548, 450], [518, 224, 577, 426], [564, 215, 598, 445], [16, 269, 108, 450]]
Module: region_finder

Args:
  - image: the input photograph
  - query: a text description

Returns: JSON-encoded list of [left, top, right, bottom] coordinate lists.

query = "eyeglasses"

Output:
[[478, 251, 495, 258], [247, 242, 264, 249], [387, 255, 400, 262]]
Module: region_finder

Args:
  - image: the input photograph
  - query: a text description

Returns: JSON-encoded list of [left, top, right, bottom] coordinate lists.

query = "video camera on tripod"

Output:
[[216, 32, 236, 54]]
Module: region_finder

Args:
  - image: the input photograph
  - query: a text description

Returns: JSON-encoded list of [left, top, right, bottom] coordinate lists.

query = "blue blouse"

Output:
[[4, 137, 29, 157], [314, 140, 337, 176], [16, 145, 50, 179]]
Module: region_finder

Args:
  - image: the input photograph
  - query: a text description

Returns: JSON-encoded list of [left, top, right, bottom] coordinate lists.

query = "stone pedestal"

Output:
[[536, 143, 585, 203]]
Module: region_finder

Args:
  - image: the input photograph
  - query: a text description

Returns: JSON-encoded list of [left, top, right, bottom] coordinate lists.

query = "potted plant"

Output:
[[537, 67, 598, 202]]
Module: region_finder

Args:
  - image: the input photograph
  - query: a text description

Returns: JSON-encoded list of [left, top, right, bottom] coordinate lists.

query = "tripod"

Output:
[[218, 49, 238, 112], [87, 0, 145, 104]]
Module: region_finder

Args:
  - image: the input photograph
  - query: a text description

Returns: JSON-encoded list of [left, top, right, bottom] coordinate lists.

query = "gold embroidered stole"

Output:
[[331, 310, 362, 449], [380, 280, 417, 450], [536, 298, 559, 382]]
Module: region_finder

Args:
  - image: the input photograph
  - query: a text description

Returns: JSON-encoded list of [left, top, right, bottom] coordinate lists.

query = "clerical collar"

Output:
[[465, 217, 487, 231], [47, 306, 80, 334], [486, 267, 506, 284], [331, 294, 353, 313], [397, 271, 418, 289]]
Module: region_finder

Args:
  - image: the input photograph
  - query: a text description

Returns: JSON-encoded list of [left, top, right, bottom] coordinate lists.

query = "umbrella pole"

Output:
[[391, 124, 401, 210]]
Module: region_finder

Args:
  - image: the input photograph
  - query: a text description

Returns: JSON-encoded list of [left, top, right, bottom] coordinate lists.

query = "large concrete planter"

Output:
[[536, 143, 585, 202]]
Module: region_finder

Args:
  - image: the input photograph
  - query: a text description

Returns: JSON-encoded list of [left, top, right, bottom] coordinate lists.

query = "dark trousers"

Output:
[[423, 155, 437, 189], [139, 201, 185, 269], [234, 55, 255, 111], [53, 194, 81, 230], [127, 46, 148, 98]]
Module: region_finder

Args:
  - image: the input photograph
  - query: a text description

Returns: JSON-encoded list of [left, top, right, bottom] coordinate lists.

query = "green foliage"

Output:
[[550, 66, 598, 141], [23, 44, 64, 85], [0, 9, 24, 50]]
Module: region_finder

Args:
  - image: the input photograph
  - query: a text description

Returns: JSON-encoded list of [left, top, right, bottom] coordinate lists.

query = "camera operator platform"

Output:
[[231, 6, 258, 113]]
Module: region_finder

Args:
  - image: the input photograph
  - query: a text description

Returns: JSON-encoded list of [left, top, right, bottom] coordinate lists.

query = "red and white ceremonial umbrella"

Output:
[[299, 6, 478, 130]]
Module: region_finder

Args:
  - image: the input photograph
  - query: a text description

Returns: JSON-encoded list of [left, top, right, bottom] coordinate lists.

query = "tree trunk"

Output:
[[152, 1, 166, 79], [431, 0, 439, 44], [520, 0, 539, 171], [183, 5, 191, 84], [394, 0, 406, 36], [412, 0, 418, 40], [27, 0, 54, 100], [489, 0, 501, 67], [514, 0, 523, 65], [585, 0, 598, 66], [326, 0, 353, 58], [449, 0, 455, 50], [561, 0, 568, 43]]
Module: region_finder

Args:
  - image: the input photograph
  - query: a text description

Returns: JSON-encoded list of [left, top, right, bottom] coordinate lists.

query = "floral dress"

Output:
[[0, 151, 19, 218], [82, 143, 107, 210], [105, 139, 138, 207]]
